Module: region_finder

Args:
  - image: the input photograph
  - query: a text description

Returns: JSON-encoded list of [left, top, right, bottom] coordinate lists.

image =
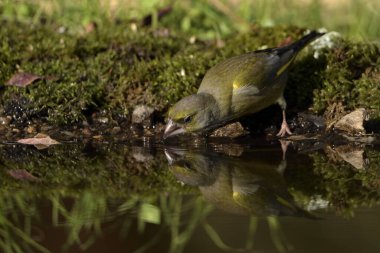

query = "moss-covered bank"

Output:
[[0, 21, 379, 134]]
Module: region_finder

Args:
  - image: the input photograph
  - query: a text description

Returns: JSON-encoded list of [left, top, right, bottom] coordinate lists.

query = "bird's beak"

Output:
[[163, 119, 185, 139], [164, 148, 185, 165]]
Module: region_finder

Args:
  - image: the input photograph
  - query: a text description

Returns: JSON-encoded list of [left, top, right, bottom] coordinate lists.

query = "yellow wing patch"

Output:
[[233, 80, 240, 90], [276, 56, 295, 76]]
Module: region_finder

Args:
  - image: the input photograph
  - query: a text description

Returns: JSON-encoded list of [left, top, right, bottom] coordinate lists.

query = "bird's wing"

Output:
[[198, 50, 294, 117], [232, 51, 293, 97]]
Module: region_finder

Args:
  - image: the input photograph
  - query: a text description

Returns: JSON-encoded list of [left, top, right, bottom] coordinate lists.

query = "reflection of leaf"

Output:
[[7, 169, 40, 182], [17, 133, 60, 149], [6, 72, 42, 87]]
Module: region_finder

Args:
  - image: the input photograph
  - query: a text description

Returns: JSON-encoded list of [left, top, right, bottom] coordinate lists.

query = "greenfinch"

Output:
[[164, 31, 324, 139]]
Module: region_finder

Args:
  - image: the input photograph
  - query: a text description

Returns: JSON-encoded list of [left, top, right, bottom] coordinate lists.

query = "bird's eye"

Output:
[[183, 116, 192, 124]]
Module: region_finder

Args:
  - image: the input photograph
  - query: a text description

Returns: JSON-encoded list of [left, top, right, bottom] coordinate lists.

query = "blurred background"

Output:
[[0, 0, 379, 40]]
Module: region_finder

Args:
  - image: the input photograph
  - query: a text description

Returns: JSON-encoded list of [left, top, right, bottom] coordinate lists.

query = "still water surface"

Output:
[[1, 139, 379, 253]]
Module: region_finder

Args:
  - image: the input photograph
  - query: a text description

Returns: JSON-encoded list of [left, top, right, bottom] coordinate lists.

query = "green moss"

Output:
[[0, 21, 195, 124], [287, 147, 380, 217], [312, 41, 380, 118], [1, 20, 379, 126]]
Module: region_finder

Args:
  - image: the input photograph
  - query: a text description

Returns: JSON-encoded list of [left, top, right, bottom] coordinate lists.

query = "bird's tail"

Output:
[[269, 31, 325, 77], [287, 30, 325, 53]]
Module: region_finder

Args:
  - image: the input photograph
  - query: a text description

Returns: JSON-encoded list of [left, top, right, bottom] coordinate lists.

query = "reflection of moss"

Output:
[[288, 147, 380, 217], [0, 144, 192, 196], [0, 143, 380, 217]]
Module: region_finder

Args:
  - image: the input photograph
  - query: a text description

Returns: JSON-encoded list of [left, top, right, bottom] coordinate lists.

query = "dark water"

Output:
[[1, 139, 379, 253]]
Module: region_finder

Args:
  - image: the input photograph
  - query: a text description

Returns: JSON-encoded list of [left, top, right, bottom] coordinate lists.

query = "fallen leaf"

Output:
[[6, 72, 42, 87], [7, 169, 40, 182], [17, 133, 60, 149], [277, 36, 293, 47]]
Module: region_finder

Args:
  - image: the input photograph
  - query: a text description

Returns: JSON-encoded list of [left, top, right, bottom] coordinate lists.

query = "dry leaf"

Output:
[[6, 72, 42, 87], [17, 133, 60, 149], [277, 36, 293, 47], [7, 169, 40, 182]]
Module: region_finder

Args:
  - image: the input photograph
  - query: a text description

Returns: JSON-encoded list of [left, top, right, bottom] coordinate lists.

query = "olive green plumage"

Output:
[[164, 31, 325, 139]]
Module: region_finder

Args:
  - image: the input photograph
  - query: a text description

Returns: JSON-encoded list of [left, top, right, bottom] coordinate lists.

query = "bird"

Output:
[[163, 31, 324, 139]]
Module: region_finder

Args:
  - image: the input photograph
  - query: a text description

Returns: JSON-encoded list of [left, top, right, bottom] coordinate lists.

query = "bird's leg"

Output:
[[276, 96, 292, 137], [277, 110, 293, 137], [279, 139, 291, 161]]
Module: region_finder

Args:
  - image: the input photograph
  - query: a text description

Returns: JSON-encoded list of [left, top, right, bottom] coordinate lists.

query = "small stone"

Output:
[[92, 135, 103, 140], [26, 126, 36, 134], [40, 125, 53, 132], [110, 126, 121, 134], [12, 128, 21, 133], [212, 143, 244, 157], [210, 122, 248, 138], [82, 128, 92, 136], [334, 108, 367, 134], [132, 147, 154, 163], [130, 125, 143, 137], [97, 117, 109, 124], [132, 105, 155, 127], [0, 116, 12, 125], [82, 120, 90, 127]]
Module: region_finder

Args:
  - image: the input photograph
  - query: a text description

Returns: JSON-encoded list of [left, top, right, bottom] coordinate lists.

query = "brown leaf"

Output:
[[6, 72, 42, 87], [277, 36, 293, 47], [17, 133, 60, 149], [7, 169, 40, 182]]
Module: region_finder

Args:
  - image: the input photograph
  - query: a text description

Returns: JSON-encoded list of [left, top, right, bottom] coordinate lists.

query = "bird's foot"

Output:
[[276, 121, 292, 137]]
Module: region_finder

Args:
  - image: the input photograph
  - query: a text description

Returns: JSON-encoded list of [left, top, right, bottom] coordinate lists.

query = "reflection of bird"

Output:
[[163, 31, 324, 139], [165, 146, 316, 218]]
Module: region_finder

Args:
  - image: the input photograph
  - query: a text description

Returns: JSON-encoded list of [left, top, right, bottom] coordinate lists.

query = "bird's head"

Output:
[[164, 147, 217, 186], [163, 93, 220, 139]]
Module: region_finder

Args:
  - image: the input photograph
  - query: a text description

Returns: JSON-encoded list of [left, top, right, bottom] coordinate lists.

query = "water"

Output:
[[1, 138, 379, 253]]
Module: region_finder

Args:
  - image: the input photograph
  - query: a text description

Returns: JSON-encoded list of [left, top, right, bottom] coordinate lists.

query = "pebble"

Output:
[[132, 105, 154, 127], [97, 117, 109, 124], [0, 116, 12, 125], [210, 122, 248, 138], [334, 108, 367, 134], [132, 147, 154, 163], [40, 125, 53, 132], [82, 128, 92, 136], [26, 126, 36, 134], [110, 126, 121, 134]]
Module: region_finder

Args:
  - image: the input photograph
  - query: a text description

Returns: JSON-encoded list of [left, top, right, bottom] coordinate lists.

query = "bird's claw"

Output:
[[276, 121, 292, 137]]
